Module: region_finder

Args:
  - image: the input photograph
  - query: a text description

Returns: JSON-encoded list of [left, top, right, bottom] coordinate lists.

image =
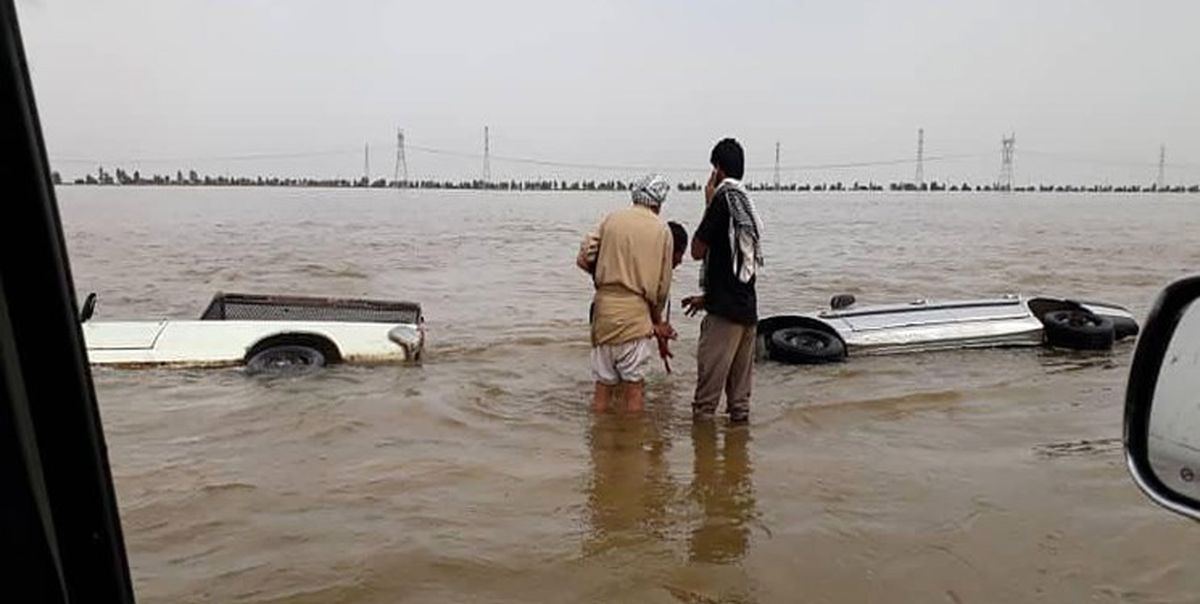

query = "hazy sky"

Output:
[[16, 0, 1200, 184]]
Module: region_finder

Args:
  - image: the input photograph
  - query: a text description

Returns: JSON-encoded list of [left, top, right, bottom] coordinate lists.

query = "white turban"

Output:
[[631, 173, 670, 208]]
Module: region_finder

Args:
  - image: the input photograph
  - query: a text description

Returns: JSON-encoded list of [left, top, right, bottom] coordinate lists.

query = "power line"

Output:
[[772, 153, 982, 173], [50, 145, 986, 177], [1019, 149, 1200, 168], [49, 134, 1200, 178], [406, 146, 982, 175], [403, 143, 700, 173], [50, 147, 363, 164]]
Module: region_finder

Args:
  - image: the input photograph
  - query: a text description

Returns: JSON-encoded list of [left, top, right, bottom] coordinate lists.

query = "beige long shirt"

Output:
[[584, 205, 673, 346]]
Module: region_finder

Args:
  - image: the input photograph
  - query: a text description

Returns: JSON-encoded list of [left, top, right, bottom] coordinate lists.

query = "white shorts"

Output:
[[591, 337, 655, 385]]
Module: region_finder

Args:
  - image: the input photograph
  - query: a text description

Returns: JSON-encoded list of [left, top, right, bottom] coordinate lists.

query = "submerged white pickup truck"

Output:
[[81, 292, 424, 373]]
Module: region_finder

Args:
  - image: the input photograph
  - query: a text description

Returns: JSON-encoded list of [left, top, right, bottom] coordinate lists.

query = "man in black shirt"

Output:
[[684, 138, 763, 423]]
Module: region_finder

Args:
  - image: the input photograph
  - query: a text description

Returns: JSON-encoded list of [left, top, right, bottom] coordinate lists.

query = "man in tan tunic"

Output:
[[576, 174, 675, 413]]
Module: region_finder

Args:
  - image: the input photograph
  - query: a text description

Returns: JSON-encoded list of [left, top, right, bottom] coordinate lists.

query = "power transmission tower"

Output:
[[1157, 144, 1166, 190], [482, 126, 491, 183], [774, 142, 781, 190], [915, 128, 925, 187], [999, 133, 1016, 191], [363, 143, 370, 185], [394, 128, 408, 187]]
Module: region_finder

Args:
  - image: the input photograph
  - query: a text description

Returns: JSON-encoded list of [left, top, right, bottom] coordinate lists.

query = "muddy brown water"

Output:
[[60, 187, 1200, 603]]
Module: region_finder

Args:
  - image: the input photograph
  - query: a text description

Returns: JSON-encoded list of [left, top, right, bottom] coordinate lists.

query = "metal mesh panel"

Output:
[[200, 293, 421, 324]]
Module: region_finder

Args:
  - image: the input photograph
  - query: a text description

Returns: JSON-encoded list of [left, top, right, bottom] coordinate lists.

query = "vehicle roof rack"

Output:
[[200, 292, 422, 324]]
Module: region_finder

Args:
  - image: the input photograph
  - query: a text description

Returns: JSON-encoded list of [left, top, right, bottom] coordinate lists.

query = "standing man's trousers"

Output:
[[693, 313, 755, 420]]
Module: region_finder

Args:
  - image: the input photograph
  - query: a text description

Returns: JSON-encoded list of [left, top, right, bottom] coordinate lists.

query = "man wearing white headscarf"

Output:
[[576, 174, 676, 413]]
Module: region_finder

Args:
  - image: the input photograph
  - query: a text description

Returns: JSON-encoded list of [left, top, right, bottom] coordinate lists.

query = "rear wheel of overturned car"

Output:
[[767, 327, 846, 364], [1042, 310, 1116, 351], [245, 345, 326, 375]]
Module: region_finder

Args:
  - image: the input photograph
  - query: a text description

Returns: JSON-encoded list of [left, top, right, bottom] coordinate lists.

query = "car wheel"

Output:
[[767, 327, 846, 364], [1042, 310, 1116, 350], [245, 345, 326, 375]]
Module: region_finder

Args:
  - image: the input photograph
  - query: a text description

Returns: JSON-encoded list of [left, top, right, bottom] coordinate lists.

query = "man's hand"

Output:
[[656, 336, 673, 374], [653, 322, 677, 341], [577, 231, 599, 273], [576, 252, 593, 273], [681, 295, 705, 317], [653, 322, 676, 374], [704, 170, 719, 205]]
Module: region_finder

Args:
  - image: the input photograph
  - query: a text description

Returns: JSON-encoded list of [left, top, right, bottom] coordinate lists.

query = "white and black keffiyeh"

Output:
[[701, 178, 763, 288], [631, 173, 670, 208]]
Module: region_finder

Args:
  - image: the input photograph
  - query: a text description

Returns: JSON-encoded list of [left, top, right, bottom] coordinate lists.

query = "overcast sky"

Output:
[[16, 0, 1200, 184]]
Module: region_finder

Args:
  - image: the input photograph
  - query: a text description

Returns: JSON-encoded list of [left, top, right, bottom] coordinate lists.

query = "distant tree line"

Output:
[[734, 180, 1200, 194], [57, 167, 1200, 194], [64, 166, 646, 191]]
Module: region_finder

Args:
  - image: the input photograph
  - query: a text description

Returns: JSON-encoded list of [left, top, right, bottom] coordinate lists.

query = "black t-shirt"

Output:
[[695, 192, 757, 325]]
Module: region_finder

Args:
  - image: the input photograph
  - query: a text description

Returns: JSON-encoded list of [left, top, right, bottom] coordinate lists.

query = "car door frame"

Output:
[[0, 2, 136, 601]]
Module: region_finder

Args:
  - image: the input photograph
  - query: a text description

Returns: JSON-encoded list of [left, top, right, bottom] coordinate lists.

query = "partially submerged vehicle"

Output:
[[757, 294, 1139, 364], [81, 292, 425, 373]]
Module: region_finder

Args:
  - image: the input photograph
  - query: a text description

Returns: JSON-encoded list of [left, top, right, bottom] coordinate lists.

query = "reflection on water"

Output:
[[584, 406, 674, 555], [689, 421, 755, 565], [583, 403, 758, 570]]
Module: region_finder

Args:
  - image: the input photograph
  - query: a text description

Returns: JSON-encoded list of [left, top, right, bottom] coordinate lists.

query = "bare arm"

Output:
[[651, 233, 673, 322], [690, 237, 708, 261], [649, 235, 677, 351]]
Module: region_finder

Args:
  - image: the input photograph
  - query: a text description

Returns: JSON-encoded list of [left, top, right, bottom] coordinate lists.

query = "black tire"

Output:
[[245, 345, 326, 375], [1042, 310, 1115, 351], [767, 327, 846, 364], [1110, 316, 1140, 341]]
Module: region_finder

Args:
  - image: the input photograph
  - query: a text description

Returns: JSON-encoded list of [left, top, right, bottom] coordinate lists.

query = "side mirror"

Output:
[[80, 292, 97, 323], [1125, 275, 1200, 520]]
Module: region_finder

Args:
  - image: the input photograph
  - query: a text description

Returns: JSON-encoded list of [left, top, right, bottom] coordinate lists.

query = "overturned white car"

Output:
[[757, 294, 1139, 364], [81, 293, 424, 373]]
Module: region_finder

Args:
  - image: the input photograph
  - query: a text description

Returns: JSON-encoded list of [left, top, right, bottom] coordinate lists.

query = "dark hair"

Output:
[[668, 221, 688, 256], [709, 138, 744, 180]]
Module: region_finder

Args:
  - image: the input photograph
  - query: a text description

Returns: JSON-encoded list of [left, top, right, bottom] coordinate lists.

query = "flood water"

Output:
[[60, 187, 1200, 603]]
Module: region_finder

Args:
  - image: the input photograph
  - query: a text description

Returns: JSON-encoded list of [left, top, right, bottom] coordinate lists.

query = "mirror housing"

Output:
[[80, 292, 97, 323], [1125, 275, 1200, 520]]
